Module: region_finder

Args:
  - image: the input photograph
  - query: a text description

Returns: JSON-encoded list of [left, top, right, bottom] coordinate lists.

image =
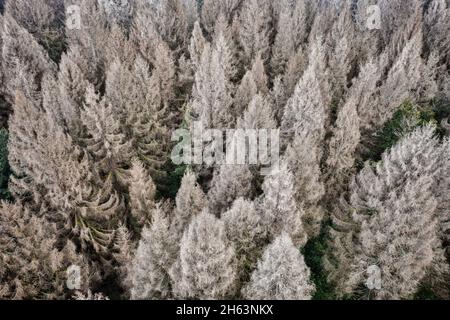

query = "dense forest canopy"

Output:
[[0, 0, 449, 300]]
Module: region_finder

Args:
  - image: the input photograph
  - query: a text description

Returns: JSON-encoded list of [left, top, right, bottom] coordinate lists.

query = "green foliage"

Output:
[[430, 97, 450, 136], [302, 224, 336, 300], [156, 110, 191, 199], [430, 97, 450, 121], [157, 161, 187, 199], [41, 34, 66, 64], [365, 101, 437, 162], [36, 4, 67, 63], [0, 129, 11, 200], [197, 0, 204, 10]]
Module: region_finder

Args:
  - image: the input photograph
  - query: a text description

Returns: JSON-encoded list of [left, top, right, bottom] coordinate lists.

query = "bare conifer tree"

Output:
[[172, 169, 207, 239], [57, 50, 91, 137], [99, 0, 134, 28], [235, 0, 272, 64], [128, 160, 157, 229], [259, 162, 307, 247], [243, 233, 315, 300], [223, 198, 266, 288], [234, 69, 259, 117], [0, 202, 92, 299], [351, 56, 387, 135], [81, 85, 132, 174], [5, 0, 65, 61], [326, 95, 361, 197], [237, 94, 277, 130], [282, 48, 307, 101], [133, 0, 188, 53], [284, 132, 325, 238], [327, 4, 356, 103], [112, 223, 133, 292], [327, 126, 448, 299], [271, 0, 308, 75], [213, 14, 238, 83], [378, 32, 425, 129], [208, 164, 253, 216], [191, 42, 234, 128], [1, 13, 55, 103], [201, 0, 241, 34], [2, 0, 450, 301], [281, 38, 330, 145], [130, 204, 176, 300]]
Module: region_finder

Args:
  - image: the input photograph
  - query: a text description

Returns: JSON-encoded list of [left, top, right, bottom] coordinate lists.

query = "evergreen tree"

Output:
[[188, 21, 207, 71], [81, 85, 132, 174], [284, 132, 325, 238], [191, 40, 234, 128], [326, 94, 361, 198], [57, 50, 91, 138], [201, 0, 241, 34], [243, 233, 315, 300], [281, 38, 330, 145], [378, 32, 426, 130], [223, 198, 266, 288], [259, 163, 307, 247], [1, 12, 55, 104], [5, 0, 66, 61], [0, 201, 92, 299], [327, 126, 448, 299], [237, 94, 277, 130], [235, 0, 272, 64], [128, 160, 157, 229], [234, 69, 259, 117], [172, 169, 207, 239], [208, 164, 253, 216], [130, 204, 176, 300], [271, 0, 308, 75]]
